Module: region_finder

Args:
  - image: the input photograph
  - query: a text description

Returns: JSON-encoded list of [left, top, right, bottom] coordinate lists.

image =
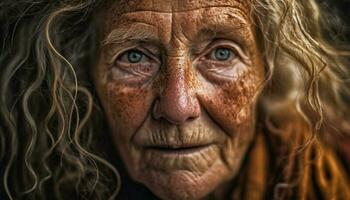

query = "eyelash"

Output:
[[201, 43, 240, 61], [115, 49, 148, 64]]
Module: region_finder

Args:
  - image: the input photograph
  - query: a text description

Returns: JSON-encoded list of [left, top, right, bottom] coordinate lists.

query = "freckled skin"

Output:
[[93, 0, 265, 199]]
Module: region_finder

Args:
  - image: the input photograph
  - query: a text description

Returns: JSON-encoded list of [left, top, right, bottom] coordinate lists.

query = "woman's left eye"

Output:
[[208, 47, 235, 61]]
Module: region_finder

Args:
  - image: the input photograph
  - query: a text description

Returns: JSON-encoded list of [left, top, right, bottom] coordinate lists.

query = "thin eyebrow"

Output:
[[102, 23, 159, 46]]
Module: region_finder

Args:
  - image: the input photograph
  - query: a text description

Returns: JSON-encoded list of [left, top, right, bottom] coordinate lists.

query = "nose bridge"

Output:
[[153, 56, 200, 124], [164, 57, 189, 106]]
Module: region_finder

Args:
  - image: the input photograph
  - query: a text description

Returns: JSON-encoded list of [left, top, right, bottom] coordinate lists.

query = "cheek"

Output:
[[198, 70, 260, 168], [101, 83, 153, 139], [199, 70, 260, 133]]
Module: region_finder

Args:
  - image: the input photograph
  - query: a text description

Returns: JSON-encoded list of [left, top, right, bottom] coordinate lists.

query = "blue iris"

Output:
[[127, 50, 143, 63], [214, 48, 231, 61]]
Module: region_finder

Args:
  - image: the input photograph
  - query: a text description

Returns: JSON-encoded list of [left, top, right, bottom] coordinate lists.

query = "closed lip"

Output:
[[145, 143, 214, 154]]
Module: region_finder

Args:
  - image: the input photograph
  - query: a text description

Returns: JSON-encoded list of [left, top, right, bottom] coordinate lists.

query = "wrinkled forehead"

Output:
[[101, 0, 255, 54], [106, 0, 250, 15]]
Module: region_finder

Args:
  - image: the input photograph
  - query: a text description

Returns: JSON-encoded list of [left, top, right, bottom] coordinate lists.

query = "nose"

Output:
[[153, 57, 200, 124]]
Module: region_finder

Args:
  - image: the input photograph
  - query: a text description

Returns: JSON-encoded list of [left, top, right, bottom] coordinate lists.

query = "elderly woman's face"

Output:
[[93, 0, 264, 199]]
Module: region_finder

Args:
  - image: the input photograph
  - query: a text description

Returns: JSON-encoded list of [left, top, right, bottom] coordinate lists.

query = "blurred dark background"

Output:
[[319, 0, 350, 43]]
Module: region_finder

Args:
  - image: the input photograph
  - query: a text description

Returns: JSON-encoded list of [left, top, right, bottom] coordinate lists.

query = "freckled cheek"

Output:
[[200, 76, 259, 133], [101, 83, 153, 136]]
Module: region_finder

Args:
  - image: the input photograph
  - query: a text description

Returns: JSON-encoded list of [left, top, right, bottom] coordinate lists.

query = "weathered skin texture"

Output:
[[92, 0, 265, 199]]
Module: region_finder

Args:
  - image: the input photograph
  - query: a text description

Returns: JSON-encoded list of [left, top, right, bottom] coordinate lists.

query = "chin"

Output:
[[135, 160, 234, 200]]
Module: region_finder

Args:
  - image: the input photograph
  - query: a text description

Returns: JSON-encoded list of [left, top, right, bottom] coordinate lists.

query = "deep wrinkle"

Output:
[[103, 8, 254, 56], [93, 0, 265, 199], [109, 0, 250, 15]]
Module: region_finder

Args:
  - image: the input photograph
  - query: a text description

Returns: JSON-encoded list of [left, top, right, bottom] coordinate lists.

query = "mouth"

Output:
[[146, 144, 213, 155], [141, 143, 219, 172]]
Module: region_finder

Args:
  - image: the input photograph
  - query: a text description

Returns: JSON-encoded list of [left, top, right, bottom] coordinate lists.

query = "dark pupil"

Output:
[[215, 48, 231, 61], [128, 50, 143, 63]]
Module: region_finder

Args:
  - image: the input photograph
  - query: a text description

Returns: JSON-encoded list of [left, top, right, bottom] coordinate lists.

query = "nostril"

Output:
[[152, 96, 201, 125], [186, 115, 199, 122]]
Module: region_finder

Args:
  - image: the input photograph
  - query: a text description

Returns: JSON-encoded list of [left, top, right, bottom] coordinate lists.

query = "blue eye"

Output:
[[214, 48, 231, 61], [127, 50, 143, 63]]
